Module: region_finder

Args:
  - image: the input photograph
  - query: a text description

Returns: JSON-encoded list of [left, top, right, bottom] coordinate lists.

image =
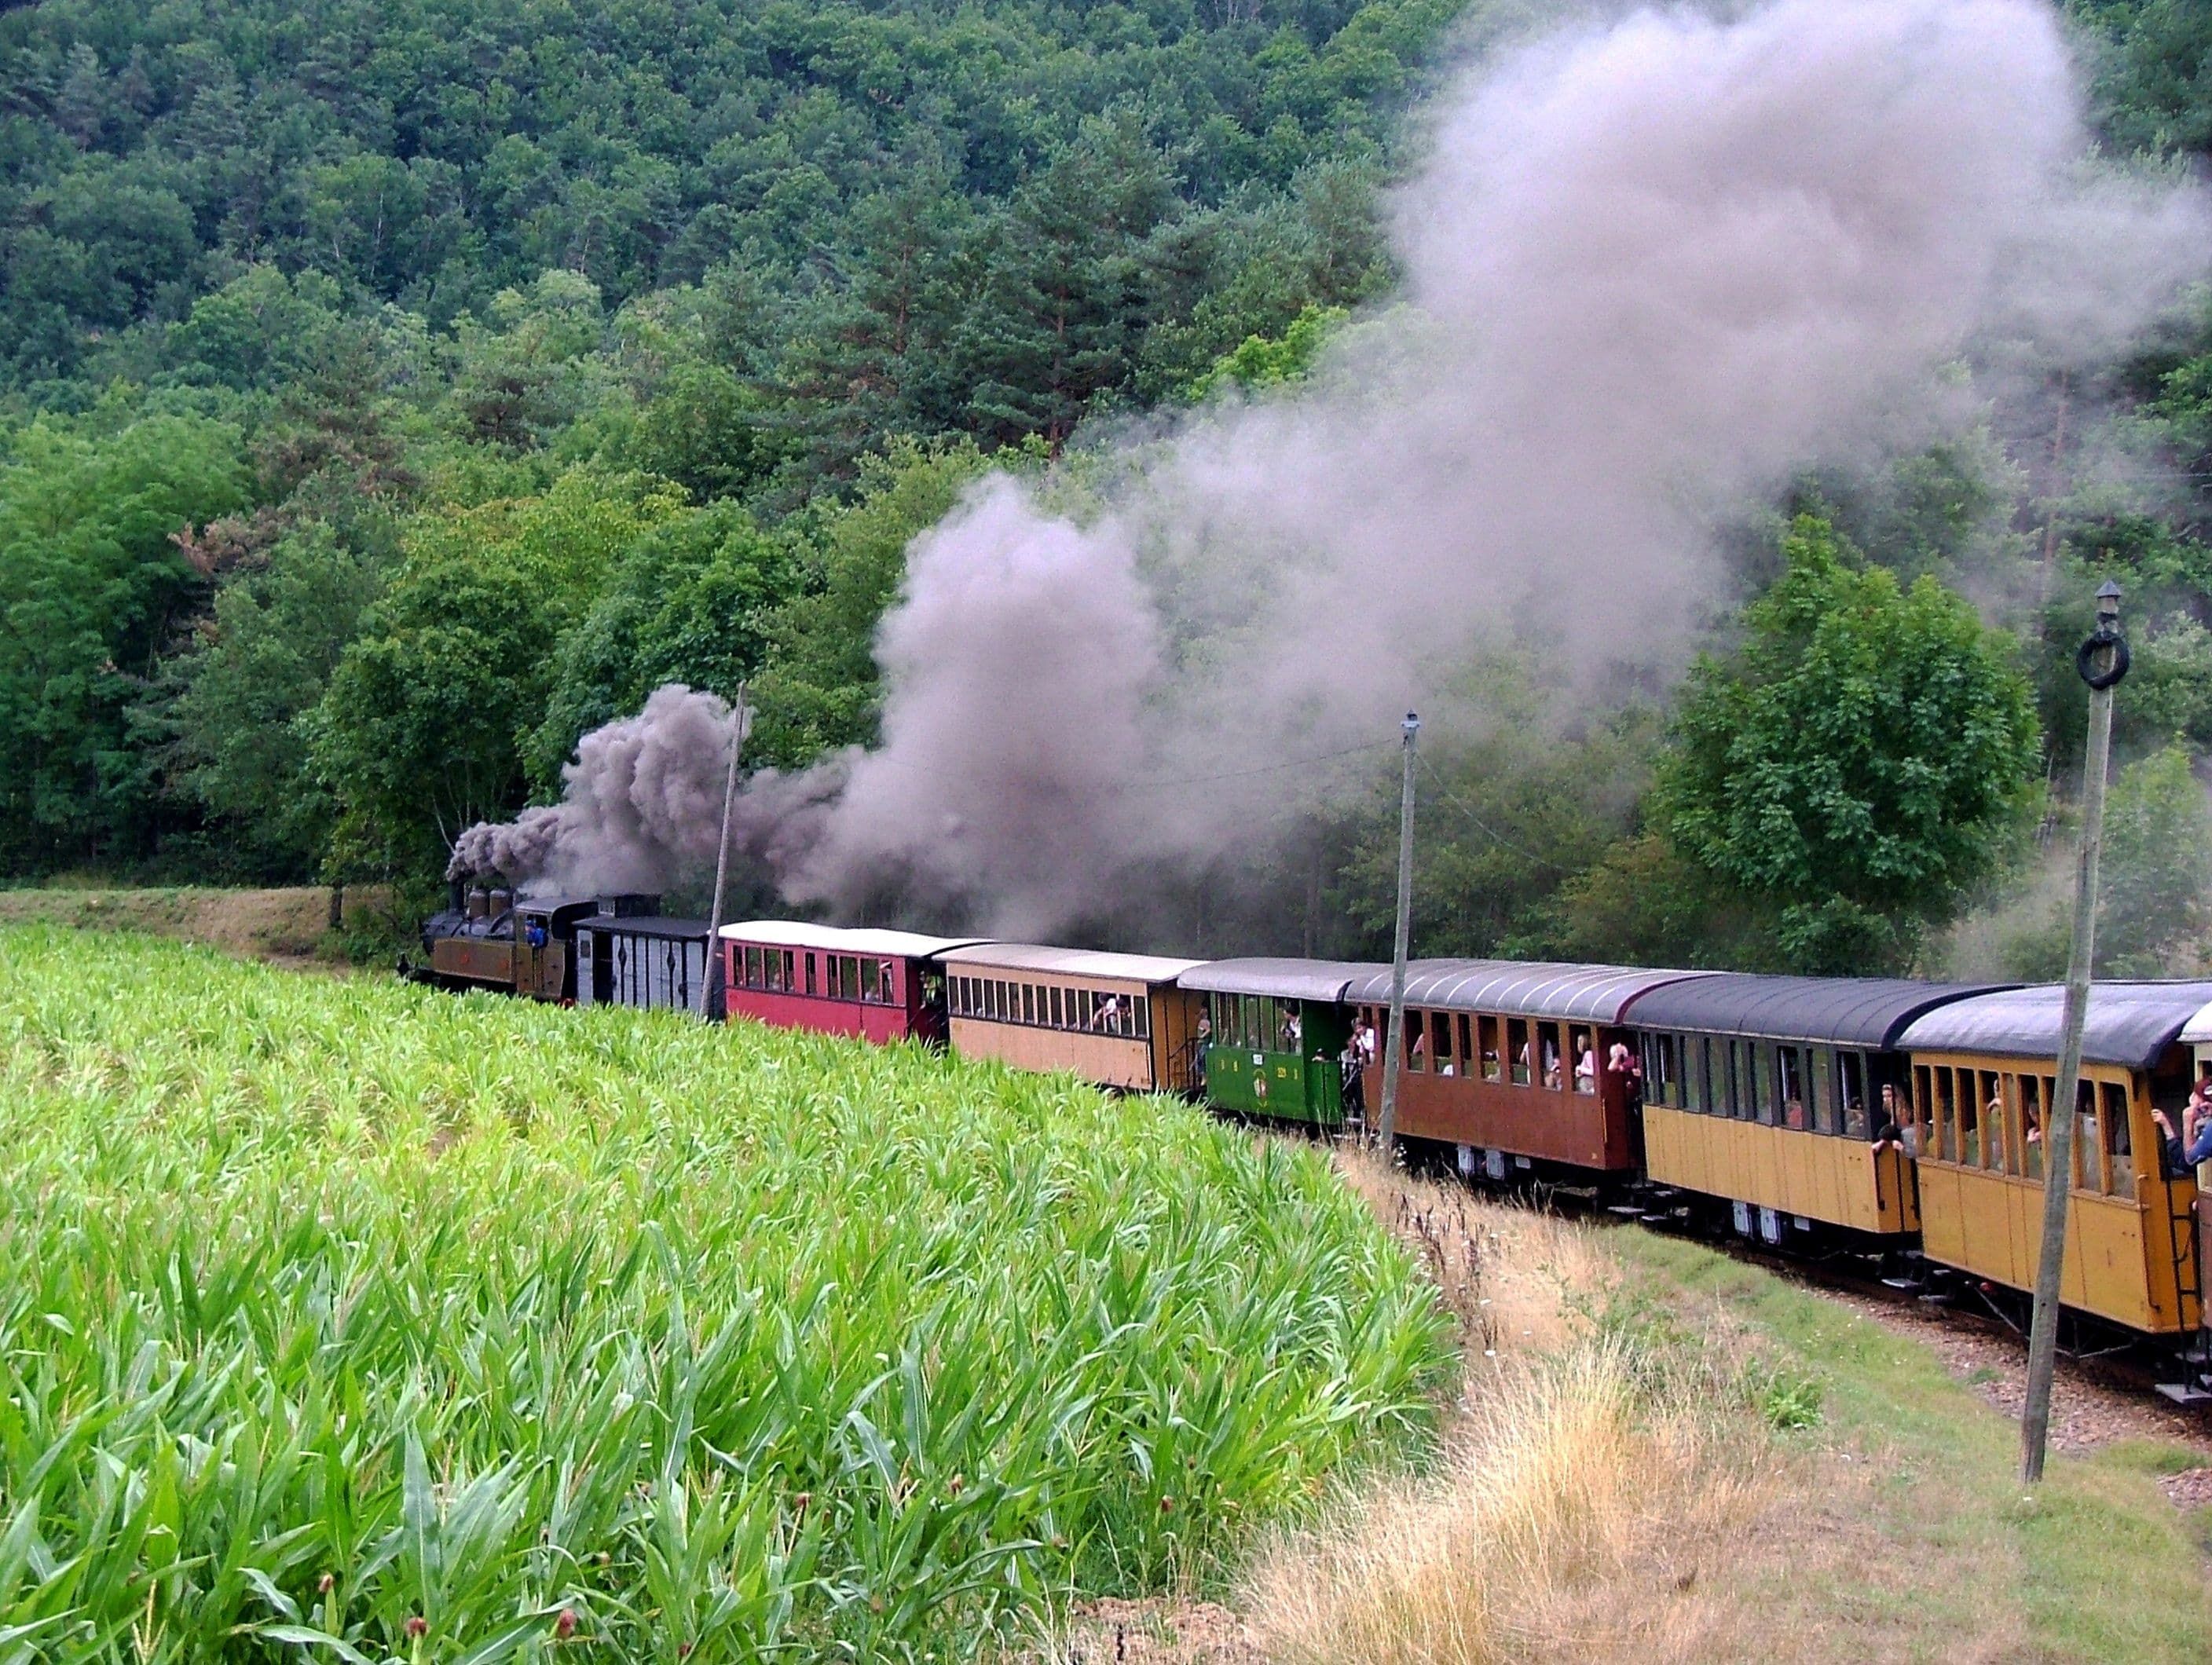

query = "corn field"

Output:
[[0, 926, 1452, 1662]]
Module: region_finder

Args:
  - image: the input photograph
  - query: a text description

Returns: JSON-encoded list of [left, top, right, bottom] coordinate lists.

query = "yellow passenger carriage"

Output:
[[1629, 976, 2005, 1245], [1895, 982, 2212, 1337]]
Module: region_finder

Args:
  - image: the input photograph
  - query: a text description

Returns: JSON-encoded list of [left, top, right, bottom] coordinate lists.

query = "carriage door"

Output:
[[591, 930, 613, 1004]]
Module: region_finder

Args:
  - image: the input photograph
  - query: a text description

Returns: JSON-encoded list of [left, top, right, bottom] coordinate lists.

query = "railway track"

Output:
[[1375, 1136, 2212, 1422]]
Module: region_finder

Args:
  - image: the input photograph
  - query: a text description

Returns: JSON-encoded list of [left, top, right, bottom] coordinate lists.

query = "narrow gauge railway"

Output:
[[409, 885, 2212, 1403]]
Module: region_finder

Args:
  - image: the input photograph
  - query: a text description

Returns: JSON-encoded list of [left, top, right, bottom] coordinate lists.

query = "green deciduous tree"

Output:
[[307, 468, 686, 875], [528, 503, 800, 790], [749, 437, 992, 764], [2098, 741, 2212, 975], [0, 412, 251, 871], [1657, 514, 2042, 973], [165, 522, 399, 877]]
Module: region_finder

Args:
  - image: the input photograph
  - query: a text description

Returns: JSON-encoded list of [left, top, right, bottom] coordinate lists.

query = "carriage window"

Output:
[[828, 956, 844, 999], [2075, 1078, 2102, 1191], [1746, 1046, 1771, 1125], [1405, 1009, 1426, 1072], [2019, 1074, 2045, 1179], [1480, 1015, 1503, 1081], [1839, 1051, 1868, 1137], [1684, 1036, 1708, 1113], [804, 954, 817, 995], [1646, 1033, 1678, 1107], [1049, 986, 1064, 1028], [1134, 997, 1152, 1040], [1976, 1071, 2005, 1171], [1457, 1015, 1474, 1071], [1543, 1025, 1565, 1091], [1957, 1073, 1982, 1167], [1808, 1047, 1833, 1133], [2102, 1081, 2133, 1194], [859, 957, 881, 1003], [1570, 1026, 1596, 1094], [1507, 1019, 1531, 1085], [1431, 1011, 1454, 1075], [1775, 1047, 1806, 1130], [1016, 984, 1031, 1024], [1925, 1067, 1953, 1161]]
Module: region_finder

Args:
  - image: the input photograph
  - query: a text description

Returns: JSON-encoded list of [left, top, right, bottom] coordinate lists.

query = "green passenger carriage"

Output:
[[1177, 960, 1375, 1125]]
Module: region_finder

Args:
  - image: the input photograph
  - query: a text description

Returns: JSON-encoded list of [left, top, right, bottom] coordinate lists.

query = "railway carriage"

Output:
[[1630, 976, 2004, 1245], [1346, 961, 1706, 1178], [718, 921, 988, 1043], [575, 906, 712, 1012], [938, 943, 1205, 1092], [1177, 959, 1377, 1126], [1896, 982, 2212, 1337]]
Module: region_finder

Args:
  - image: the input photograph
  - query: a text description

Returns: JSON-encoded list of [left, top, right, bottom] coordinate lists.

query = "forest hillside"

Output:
[[2, 0, 2210, 976]]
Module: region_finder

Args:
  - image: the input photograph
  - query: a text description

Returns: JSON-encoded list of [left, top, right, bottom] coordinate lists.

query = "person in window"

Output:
[[1983, 1094, 2005, 1168], [1871, 1084, 1917, 1158], [1357, 1019, 1379, 1067], [1542, 1042, 1562, 1092], [524, 918, 548, 950], [1196, 1010, 1213, 1049], [1574, 1045, 1596, 1095], [1093, 994, 1122, 1034], [1280, 1010, 1302, 1053]]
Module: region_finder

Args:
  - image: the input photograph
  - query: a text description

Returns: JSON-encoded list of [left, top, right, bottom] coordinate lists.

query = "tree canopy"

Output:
[[1656, 517, 2042, 973]]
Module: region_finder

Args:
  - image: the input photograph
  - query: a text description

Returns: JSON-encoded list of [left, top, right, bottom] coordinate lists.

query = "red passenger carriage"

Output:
[[718, 921, 991, 1044]]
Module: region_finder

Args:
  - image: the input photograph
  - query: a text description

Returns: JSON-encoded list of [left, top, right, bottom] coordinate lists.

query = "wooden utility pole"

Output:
[[1377, 713, 1419, 1150], [2022, 582, 2127, 1483], [698, 685, 750, 1021]]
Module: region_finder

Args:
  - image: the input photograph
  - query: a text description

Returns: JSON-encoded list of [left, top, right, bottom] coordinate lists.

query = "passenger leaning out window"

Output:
[[1871, 1084, 1916, 1158]]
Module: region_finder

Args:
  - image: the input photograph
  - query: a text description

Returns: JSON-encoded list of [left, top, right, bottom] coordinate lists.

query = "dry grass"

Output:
[[0, 883, 379, 961], [1228, 1146, 2210, 1664], [1241, 1149, 1804, 1665]]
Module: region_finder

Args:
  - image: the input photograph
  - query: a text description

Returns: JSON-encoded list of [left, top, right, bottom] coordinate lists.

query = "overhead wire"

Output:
[[1415, 753, 1572, 871]]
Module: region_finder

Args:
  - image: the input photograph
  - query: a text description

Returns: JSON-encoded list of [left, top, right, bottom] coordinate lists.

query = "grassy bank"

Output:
[[1236, 1160, 2211, 1664], [1611, 1229, 2212, 1661], [0, 925, 1452, 1661], [0, 884, 368, 962]]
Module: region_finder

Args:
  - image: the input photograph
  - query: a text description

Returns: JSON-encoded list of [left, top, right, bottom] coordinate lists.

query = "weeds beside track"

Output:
[[0, 925, 1453, 1663]]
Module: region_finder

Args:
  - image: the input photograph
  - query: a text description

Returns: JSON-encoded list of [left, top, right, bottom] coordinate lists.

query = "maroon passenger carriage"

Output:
[[717, 920, 992, 1045], [1346, 960, 1710, 1181]]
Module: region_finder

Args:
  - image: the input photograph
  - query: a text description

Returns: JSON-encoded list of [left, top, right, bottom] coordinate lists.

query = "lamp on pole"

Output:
[[1377, 712, 1420, 1150], [2021, 580, 2128, 1482]]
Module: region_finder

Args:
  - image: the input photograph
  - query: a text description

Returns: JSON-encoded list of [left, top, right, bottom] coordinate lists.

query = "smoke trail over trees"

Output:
[[456, 0, 2206, 930], [447, 685, 842, 898]]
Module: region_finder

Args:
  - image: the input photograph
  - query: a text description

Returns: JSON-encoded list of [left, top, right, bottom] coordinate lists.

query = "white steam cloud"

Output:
[[455, 0, 2208, 931]]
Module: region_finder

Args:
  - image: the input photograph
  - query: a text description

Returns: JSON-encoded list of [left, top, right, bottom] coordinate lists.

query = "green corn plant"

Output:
[[0, 924, 1454, 1660]]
